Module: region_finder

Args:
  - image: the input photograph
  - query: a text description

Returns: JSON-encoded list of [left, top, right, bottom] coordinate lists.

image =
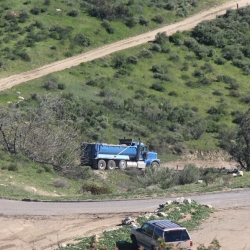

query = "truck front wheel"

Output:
[[119, 160, 127, 171], [98, 159, 106, 170], [151, 161, 159, 168], [107, 160, 116, 170]]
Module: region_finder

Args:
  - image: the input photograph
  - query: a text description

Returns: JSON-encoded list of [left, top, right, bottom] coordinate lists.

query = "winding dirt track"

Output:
[[0, 0, 249, 91]]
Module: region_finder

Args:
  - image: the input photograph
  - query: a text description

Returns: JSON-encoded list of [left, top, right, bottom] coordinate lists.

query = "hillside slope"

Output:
[[0, 0, 248, 91]]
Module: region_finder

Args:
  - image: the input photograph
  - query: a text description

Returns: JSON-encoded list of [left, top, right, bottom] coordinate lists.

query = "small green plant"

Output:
[[53, 178, 69, 188], [8, 163, 18, 172]]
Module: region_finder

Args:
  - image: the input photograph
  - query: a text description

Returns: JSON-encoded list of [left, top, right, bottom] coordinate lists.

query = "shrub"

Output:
[[212, 90, 222, 96], [19, 10, 29, 23], [179, 164, 200, 185], [58, 83, 66, 90], [169, 53, 180, 62], [150, 83, 165, 92], [67, 9, 78, 17], [214, 57, 226, 65], [62, 166, 94, 180], [222, 174, 233, 185], [126, 55, 138, 64], [152, 15, 164, 23], [139, 49, 153, 58], [73, 34, 91, 47], [80, 181, 111, 195], [86, 79, 97, 86], [125, 17, 138, 28], [44, 78, 57, 90], [154, 32, 168, 45], [200, 168, 219, 186], [53, 178, 69, 188], [37, 167, 45, 173], [150, 43, 161, 52], [8, 163, 18, 172], [139, 16, 150, 26], [229, 90, 240, 98], [30, 7, 41, 15], [169, 91, 178, 97]]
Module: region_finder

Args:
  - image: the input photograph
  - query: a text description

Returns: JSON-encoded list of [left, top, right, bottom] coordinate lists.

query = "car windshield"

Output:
[[164, 229, 190, 242]]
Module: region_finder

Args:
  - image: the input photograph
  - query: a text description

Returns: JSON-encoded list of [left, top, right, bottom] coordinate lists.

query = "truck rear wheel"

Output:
[[98, 159, 106, 170], [107, 160, 116, 170], [119, 160, 127, 170]]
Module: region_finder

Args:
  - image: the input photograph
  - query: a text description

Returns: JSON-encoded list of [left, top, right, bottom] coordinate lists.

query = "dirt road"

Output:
[[0, 0, 250, 91], [1, 189, 250, 250]]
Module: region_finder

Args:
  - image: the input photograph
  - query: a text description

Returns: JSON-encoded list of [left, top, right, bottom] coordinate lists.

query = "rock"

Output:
[[175, 197, 185, 204], [157, 212, 167, 217], [197, 180, 203, 184], [159, 203, 166, 208], [232, 173, 237, 177], [205, 204, 213, 209], [238, 171, 243, 176], [165, 200, 173, 205], [18, 96, 24, 100], [122, 217, 134, 225], [141, 213, 153, 219], [184, 198, 192, 204]]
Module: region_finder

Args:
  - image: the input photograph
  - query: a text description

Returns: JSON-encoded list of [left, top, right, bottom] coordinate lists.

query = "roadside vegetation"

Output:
[[1, 154, 250, 200], [57, 200, 218, 250], [0, 0, 227, 77]]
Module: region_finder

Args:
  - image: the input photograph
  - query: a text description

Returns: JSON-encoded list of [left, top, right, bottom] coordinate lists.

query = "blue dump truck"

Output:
[[81, 138, 160, 170]]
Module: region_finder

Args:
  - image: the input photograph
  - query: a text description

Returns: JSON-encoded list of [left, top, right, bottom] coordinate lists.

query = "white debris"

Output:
[[184, 198, 192, 204], [197, 180, 203, 184], [18, 96, 24, 100]]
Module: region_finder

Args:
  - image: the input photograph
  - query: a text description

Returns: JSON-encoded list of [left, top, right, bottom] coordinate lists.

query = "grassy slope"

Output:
[[0, 0, 228, 77]]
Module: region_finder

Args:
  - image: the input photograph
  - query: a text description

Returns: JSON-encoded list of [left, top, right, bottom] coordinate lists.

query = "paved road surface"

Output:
[[1, 189, 249, 215]]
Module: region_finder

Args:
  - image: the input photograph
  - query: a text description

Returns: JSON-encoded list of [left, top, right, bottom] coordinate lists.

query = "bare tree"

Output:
[[0, 95, 80, 167]]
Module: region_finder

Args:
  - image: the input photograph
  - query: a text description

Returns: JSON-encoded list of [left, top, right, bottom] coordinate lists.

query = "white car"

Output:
[[130, 219, 193, 250]]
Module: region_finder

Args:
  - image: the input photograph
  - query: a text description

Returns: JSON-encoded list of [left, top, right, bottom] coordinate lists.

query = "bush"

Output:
[[62, 166, 94, 180], [58, 83, 66, 90], [169, 91, 178, 97], [212, 90, 223, 96], [179, 164, 200, 185], [80, 181, 112, 195], [67, 9, 78, 17], [200, 168, 219, 186], [139, 16, 150, 26], [214, 57, 226, 65], [37, 167, 45, 173], [44, 78, 57, 90], [150, 43, 161, 52], [139, 49, 153, 58], [8, 163, 18, 172], [152, 15, 164, 23], [150, 83, 165, 92], [154, 32, 168, 45], [53, 178, 69, 188], [126, 55, 138, 64], [30, 7, 41, 15]]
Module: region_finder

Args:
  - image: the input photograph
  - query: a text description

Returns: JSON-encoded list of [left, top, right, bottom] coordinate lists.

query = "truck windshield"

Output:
[[164, 230, 190, 242]]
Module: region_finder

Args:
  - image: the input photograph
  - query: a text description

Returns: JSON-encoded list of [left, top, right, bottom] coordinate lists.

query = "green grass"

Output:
[[0, 0, 230, 77]]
